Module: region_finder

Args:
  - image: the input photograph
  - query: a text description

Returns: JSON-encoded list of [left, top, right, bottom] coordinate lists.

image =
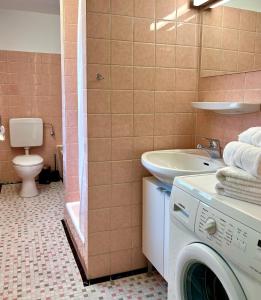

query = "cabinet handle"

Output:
[[164, 191, 171, 196], [157, 186, 166, 192], [157, 187, 171, 196]]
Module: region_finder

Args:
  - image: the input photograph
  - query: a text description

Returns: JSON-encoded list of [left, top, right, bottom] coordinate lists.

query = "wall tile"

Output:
[[112, 114, 133, 137], [154, 113, 176, 135], [155, 21, 176, 45], [111, 0, 134, 16], [155, 68, 175, 91], [222, 7, 240, 29], [89, 185, 112, 209], [156, 0, 176, 20], [155, 91, 175, 112], [175, 113, 194, 135], [110, 206, 132, 229], [87, 90, 110, 114], [239, 31, 255, 53], [87, 64, 111, 89], [89, 208, 110, 233], [177, 22, 199, 46], [111, 90, 133, 114], [112, 160, 133, 183], [176, 69, 197, 91], [110, 228, 132, 251], [89, 231, 110, 255], [238, 52, 254, 72], [176, 46, 198, 69], [111, 66, 133, 90], [133, 136, 153, 158], [111, 41, 133, 66], [111, 15, 133, 41], [222, 28, 239, 51], [111, 183, 133, 207], [134, 43, 155, 67], [202, 26, 222, 49], [134, 91, 154, 113], [239, 10, 256, 32], [87, 13, 111, 39], [89, 162, 111, 186], [134, 18, 155, 43], [220, 50, 238, 73], [134, 67, 155, 90], [202, 6, 222, 26], [87, 0, 110, 13], [88, 114, 111, 138], [110, 250, 132, 274], [135, 0, 155, 18], [87, 38, 110, 64], [111, 137, 133, 160], [154, 135, 176, 150], [88, 254, 110, 279], [156, 45, 176, 67], [134, 114, 154, 136], [88, 138, 111, 162]]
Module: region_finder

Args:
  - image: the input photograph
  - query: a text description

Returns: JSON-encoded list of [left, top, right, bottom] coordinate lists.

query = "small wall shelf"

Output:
[[192, 102, 261, 115]]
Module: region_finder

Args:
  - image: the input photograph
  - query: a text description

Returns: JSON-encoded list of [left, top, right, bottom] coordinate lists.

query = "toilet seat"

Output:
[[12, 155, 43, 167]]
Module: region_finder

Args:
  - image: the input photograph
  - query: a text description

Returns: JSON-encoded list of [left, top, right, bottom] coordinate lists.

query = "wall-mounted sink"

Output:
[[141, 149, 224, 186]]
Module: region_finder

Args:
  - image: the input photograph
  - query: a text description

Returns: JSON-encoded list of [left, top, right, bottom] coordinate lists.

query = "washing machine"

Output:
[[168, 173, 261, 300]]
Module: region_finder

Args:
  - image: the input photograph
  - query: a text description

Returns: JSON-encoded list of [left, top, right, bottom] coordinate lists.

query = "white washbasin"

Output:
[[141, 149, 224, 186]]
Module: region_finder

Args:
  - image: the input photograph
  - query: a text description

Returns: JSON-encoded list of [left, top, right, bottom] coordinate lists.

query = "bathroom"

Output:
[[1, 0, 261, 299]]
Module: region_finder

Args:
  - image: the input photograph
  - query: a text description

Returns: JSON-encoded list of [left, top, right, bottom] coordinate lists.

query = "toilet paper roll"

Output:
[[0, 125, 5, 141]]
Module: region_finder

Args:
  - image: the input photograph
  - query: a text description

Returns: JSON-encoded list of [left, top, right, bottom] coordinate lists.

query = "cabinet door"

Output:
[[142, 178, 165, 277], [164, 191, 171, 282]]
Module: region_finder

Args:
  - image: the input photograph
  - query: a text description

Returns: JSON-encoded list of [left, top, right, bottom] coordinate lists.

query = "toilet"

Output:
[[9, 118, 44, 197]]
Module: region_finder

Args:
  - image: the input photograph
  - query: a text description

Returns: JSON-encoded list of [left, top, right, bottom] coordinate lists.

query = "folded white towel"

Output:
[[216, 166, 261, 205], [216, 183, 261, 205], [223, 141, 261, 177], [238, 127, 261, 147]]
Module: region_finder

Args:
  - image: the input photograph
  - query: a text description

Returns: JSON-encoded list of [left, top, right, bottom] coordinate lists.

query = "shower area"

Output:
[[62, 0, 88, 272]]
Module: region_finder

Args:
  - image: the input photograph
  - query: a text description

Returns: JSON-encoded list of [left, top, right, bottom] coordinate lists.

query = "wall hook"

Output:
[[44, 123, 55, 137], [96, 73, 104, 81]]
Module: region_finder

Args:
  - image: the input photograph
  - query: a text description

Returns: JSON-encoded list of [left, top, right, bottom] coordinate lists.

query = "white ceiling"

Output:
[[0, 0, 60, 15], [225, 0, 261, 12]]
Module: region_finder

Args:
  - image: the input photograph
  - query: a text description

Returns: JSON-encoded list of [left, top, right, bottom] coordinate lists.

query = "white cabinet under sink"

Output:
[[142, 176, 171, 281]]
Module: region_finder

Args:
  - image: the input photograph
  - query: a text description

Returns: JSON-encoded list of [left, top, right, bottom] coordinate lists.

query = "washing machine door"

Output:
[[175, 243, 246, 300]]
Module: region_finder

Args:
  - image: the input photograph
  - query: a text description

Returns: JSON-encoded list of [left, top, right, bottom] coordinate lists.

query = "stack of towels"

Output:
[[216, 127, 261, 205]]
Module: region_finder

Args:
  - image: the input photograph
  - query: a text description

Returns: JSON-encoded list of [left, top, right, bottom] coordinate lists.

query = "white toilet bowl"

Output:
[[12, 155, 44, 197]]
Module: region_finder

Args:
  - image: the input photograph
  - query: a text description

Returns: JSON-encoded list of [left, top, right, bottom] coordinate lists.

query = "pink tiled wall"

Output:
[[0, 50, 62, 183], [196, 70, 261, 149], [61, 0, 79, 202], [86, 0, 199, 279]]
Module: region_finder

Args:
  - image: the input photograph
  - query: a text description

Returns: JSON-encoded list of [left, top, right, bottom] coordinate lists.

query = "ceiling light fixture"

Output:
[[209, 0, 231, 8], [192, 0, 231, 9], [193, 0, 209, 6]]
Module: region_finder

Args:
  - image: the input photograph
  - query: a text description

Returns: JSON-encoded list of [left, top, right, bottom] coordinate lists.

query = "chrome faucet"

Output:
[[197, 137, 222, 159]]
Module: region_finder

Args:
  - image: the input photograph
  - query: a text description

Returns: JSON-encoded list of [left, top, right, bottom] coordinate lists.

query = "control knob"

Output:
[[204, 218, 217, 235]]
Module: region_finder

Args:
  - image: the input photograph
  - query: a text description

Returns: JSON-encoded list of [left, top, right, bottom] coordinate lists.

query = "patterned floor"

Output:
[[0, 182, 167, 300]]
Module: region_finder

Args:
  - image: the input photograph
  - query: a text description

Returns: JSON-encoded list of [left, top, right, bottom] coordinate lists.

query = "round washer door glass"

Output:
[[185, 262, 229, 300], [175, 243, 246, 300]]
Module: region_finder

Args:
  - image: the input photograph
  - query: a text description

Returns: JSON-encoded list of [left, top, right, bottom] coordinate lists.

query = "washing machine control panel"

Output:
[[195, 202, 261, 282]]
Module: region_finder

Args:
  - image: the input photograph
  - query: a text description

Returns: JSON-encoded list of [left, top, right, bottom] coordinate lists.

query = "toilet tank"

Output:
[[9, 118, 43, 147]]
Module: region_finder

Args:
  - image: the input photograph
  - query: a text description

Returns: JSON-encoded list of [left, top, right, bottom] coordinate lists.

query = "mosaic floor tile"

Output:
[[0, 182, 167, 300]]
